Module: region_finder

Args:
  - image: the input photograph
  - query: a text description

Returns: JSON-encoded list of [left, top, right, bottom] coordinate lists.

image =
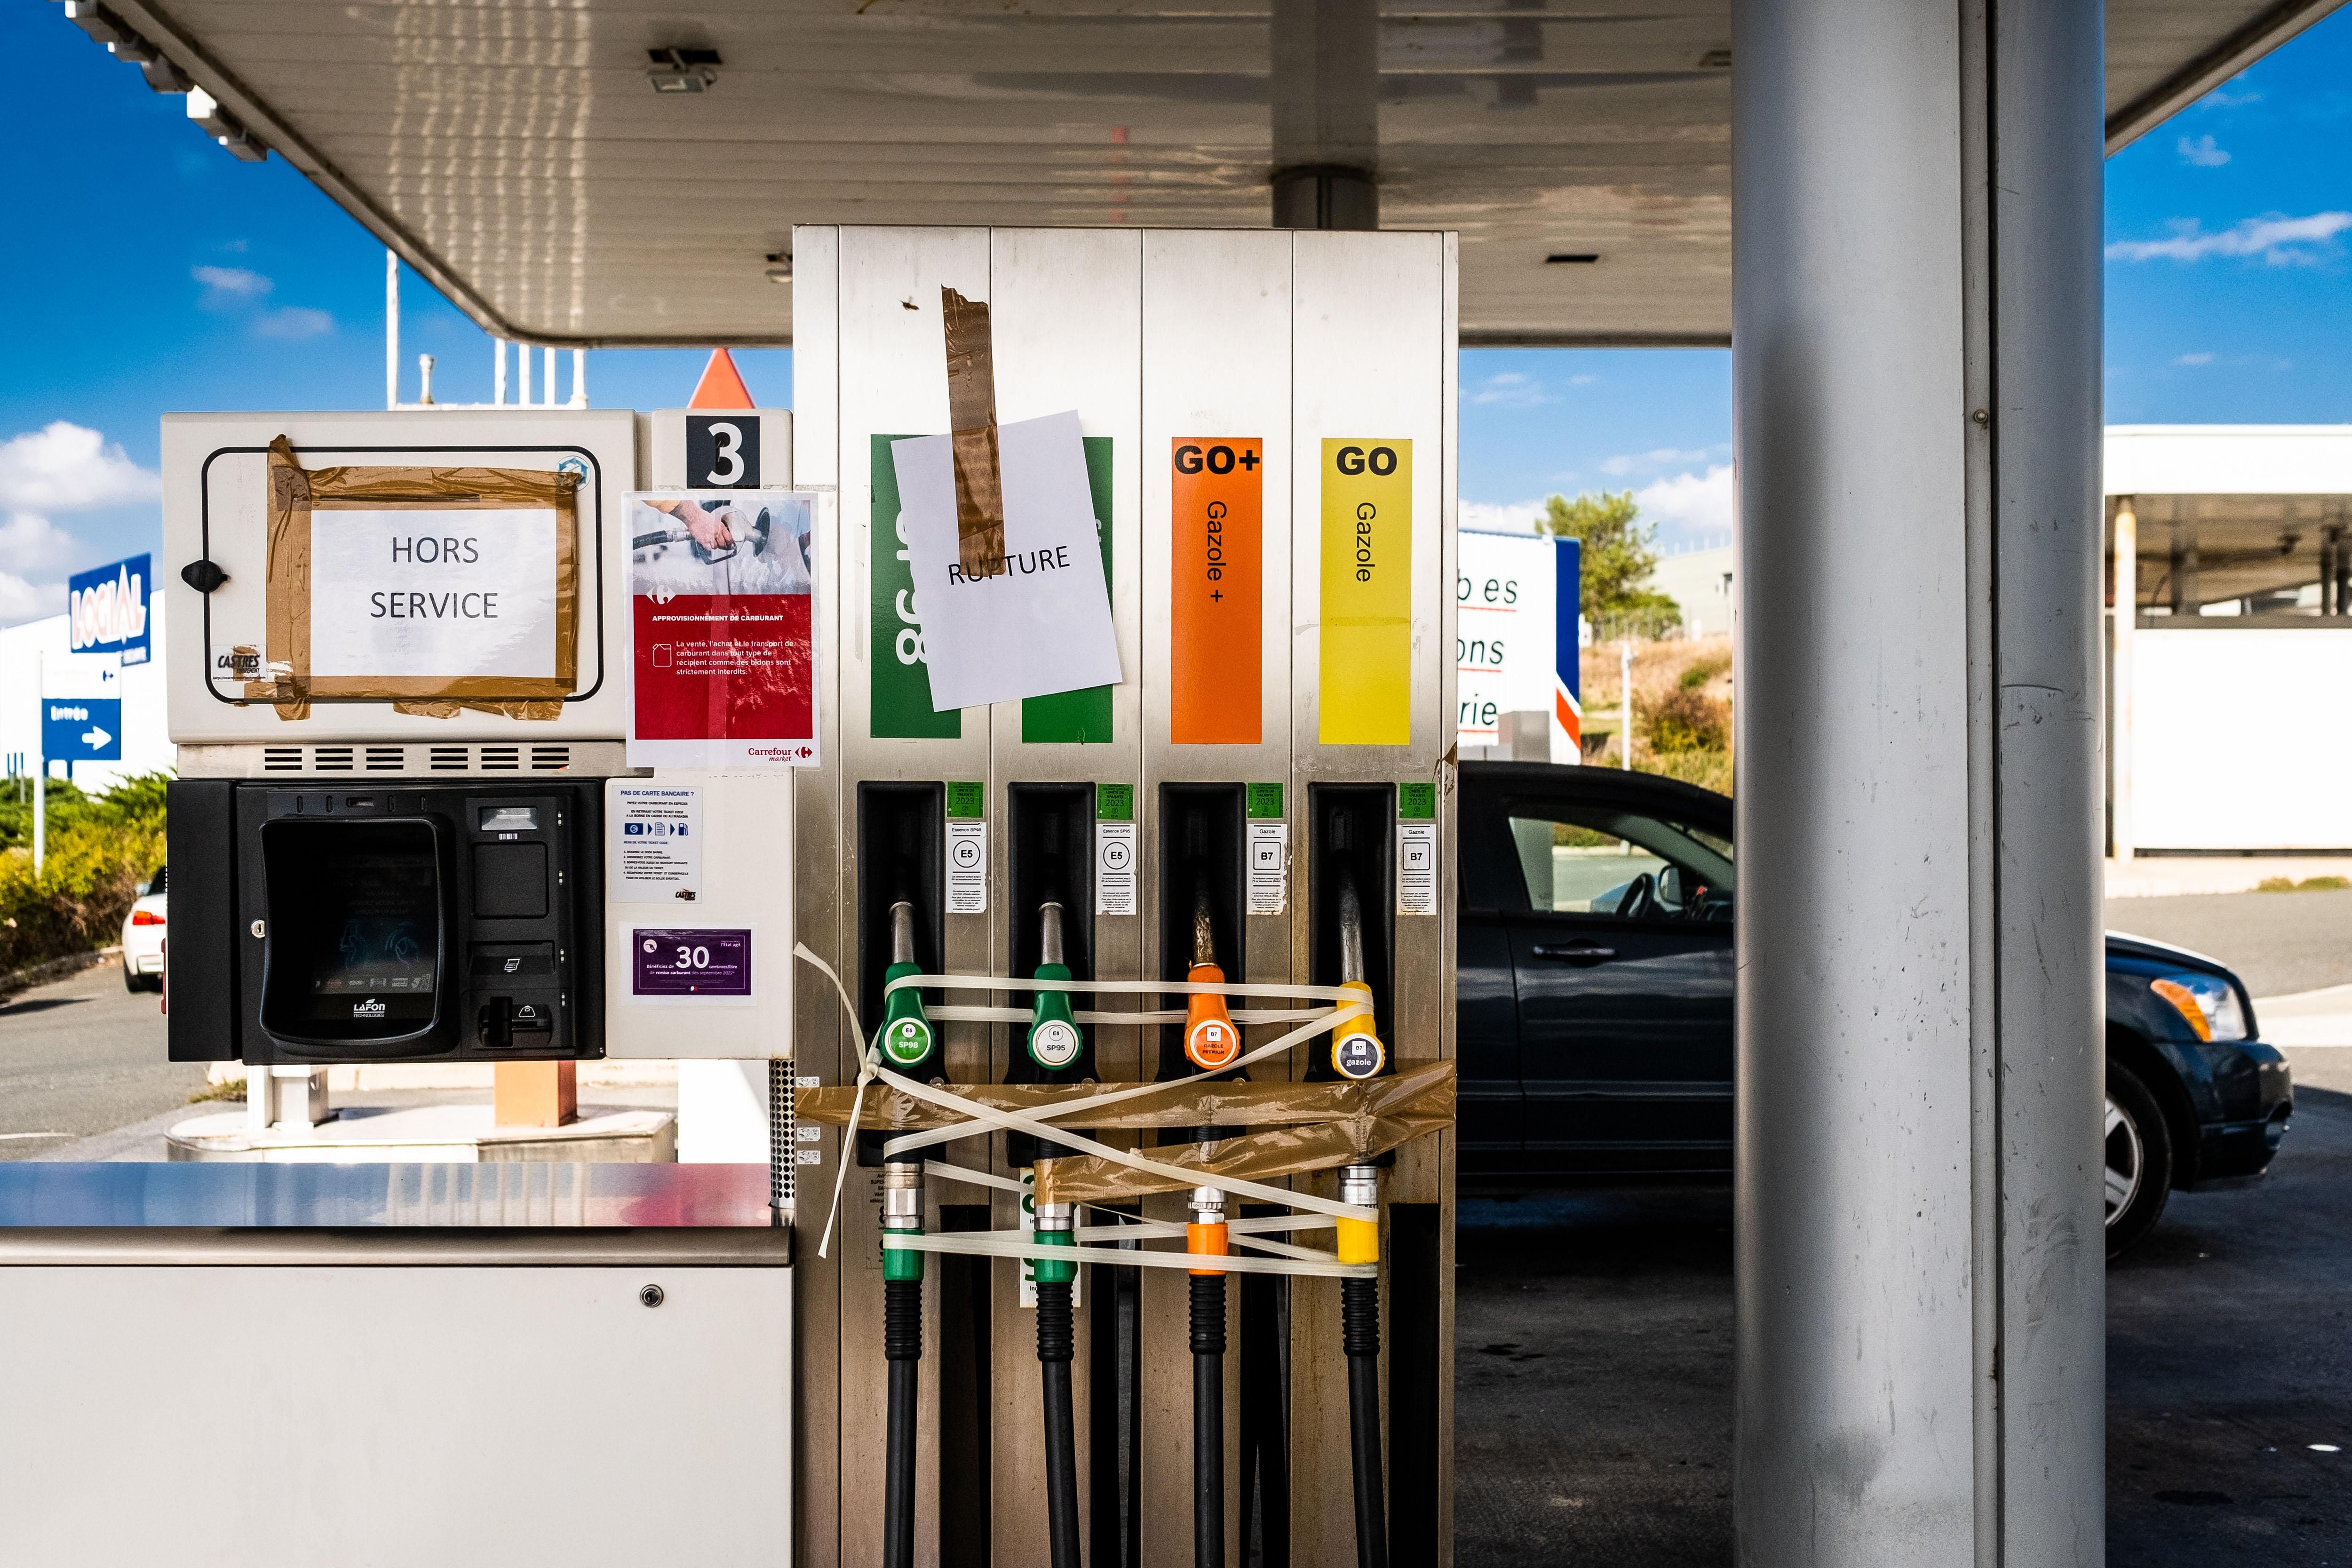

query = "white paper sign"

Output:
[[309, 508, 559, 678], [891, 412, 1122, 711], [1095, 820, 1137, 915], [946, 819, 988, 915], [612, 785, 702, 904], [1247, 820, 1289, 915], [1397, 822, 1438, 915]]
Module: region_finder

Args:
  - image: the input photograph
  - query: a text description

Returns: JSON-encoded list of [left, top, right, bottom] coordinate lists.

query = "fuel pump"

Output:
[[1332, 873, 1389, 1568], [878, 899, 937, 1568], [1015, 882, 1088, 1568], [1183, 883, 1237, 1568]]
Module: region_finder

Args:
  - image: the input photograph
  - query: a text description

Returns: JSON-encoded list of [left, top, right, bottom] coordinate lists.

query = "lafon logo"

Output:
[[67, 556, 150, 660], [352, 998, 387, 1018]]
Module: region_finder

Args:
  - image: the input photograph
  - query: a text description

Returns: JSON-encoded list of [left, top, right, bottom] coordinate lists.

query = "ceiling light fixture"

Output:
[[764, 251, 794, 285], [1545, 253, 1600, 265], [647, 47, 721, 94]]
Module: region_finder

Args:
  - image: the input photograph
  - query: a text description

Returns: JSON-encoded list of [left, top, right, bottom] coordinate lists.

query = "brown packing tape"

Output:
[[795, 1059, 1454, 1138], [256, 438, 581, 714], [940, 287, 1005, 578], [392, 699, 567, 721]]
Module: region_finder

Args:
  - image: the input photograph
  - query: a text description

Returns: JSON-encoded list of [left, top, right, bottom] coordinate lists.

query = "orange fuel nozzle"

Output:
[[1184, 965, 1241, 1070], [1183, 886, 1241, 1070]]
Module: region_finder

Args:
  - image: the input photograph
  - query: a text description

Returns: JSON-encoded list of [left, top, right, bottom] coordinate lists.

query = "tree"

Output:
[[1540, 490, 1682, 638]]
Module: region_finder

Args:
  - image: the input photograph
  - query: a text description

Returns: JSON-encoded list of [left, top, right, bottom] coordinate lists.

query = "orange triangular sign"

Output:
[[688, 348, 755, 409]]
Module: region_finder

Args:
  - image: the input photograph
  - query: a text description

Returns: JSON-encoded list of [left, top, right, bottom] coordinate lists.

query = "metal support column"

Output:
[[1731, 0, 2105, 1564], [2112, 499, 2137, 864]]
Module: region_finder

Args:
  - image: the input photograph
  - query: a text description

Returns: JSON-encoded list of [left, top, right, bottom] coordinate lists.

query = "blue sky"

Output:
[[1, 3, 2347, 620]]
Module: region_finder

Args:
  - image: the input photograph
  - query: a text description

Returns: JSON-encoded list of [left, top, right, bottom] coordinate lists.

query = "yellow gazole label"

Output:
[[1319, 439, 1412, 746]]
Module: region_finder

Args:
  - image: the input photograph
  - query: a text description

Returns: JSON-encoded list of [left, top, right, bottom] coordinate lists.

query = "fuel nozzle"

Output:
[[1183, 884, 1241, 1071], [878, 900, 938, 1072], [1330, 875, 1386, 1081], [1027, 899, 1082, 1071]]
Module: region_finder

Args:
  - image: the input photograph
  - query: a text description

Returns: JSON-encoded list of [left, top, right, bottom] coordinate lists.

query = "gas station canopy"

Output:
[[89, 0, 2343, 348]]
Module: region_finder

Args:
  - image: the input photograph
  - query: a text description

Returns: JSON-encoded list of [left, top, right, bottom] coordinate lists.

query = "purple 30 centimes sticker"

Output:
[[631, 929, 753, 998]]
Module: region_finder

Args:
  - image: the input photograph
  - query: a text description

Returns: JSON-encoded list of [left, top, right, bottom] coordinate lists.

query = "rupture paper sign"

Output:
[[891, 411, 1122, 713]]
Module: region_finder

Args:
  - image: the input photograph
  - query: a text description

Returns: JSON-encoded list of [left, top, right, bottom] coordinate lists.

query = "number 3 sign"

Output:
[[687, 415, 761, 488]]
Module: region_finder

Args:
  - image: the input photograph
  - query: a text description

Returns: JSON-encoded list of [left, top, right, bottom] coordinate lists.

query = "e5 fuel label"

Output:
[[1319, 439, 1412, 746], [1168, 438, 1262, 744]]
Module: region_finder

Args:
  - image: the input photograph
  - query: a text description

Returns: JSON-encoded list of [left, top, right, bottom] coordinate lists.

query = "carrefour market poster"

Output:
[[627, 490, 821, 768]]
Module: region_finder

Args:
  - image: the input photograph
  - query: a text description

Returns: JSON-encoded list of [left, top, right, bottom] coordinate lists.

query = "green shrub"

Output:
[[0, 772, 170, 976], [2256, 875, 2351, 893], [1640, 687, 1730, 754], [1643, 749, 1733, 797], [1678, 655, 1730, 691]]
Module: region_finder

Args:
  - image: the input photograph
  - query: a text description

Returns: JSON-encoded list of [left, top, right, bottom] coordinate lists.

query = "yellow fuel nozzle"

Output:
[[1330, 876, 1386, 1080], [1183, 885, 1240, 1070]]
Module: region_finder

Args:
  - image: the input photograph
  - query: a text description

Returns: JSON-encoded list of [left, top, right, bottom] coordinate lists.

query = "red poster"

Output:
[[627, 492, 821, 768]]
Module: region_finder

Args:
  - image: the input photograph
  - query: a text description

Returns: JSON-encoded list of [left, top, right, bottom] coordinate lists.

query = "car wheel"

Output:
[[2105, 1061, 2173, 1259], [123, 957, 142, 993]]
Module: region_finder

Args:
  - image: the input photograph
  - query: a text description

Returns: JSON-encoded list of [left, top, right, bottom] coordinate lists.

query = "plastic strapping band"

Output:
[[797, 945, 1379, 1244], [872, 971, 1367, 1158], [872, 987, 1369, 1162], [796, 943, 879, 1261], [882, 1231, 1374, 1281]]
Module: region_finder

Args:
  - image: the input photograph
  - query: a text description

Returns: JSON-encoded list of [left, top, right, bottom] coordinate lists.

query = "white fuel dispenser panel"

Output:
[[603, 771, 796, 1059], [162, 409, 638, 745]]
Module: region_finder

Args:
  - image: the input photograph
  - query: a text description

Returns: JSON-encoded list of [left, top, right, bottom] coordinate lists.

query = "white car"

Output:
[[120, 865, 167, 993]]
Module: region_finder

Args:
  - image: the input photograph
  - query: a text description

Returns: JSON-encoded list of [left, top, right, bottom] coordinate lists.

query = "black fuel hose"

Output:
[[1192, 1272, 1227, 1568], [1343, 1275, 1388, 1568], [1038, 1279, 1083, 1568], [883, 1275, 922, 1568]]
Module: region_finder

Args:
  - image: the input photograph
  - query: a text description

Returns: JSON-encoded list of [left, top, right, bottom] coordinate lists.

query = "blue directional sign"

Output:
[[67, 554, 151, 666], [41, 698, 122, 763]]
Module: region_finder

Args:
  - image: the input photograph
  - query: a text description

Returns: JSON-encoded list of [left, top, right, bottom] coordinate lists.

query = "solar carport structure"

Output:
[[66, 0, 2344, 1563]]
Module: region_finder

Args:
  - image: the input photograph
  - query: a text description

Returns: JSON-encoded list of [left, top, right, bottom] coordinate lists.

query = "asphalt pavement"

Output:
[[1457, 896, 2352, 1565], [2106, 888, 2352, 998], [0, 957, 205, 1160]]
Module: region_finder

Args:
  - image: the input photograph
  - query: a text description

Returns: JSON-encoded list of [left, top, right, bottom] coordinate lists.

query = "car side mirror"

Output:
[[1657, 866, 1685, 908]]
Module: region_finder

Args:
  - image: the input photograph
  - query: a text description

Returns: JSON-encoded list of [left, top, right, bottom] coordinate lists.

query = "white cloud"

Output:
[[0, 513, 80, 575], [0, 570, 65, 625], [256, 306, 335, 340], [0, 422, 161, 512], [1567, 374, 1598, 385], [1633, 465, 1734, 540], [1468, 371, 1552, 408], [2175, 351, 2216, 366], [1601, 446, 1713, 477], [193, 264, 273, 303], [2106, 211, 2352, 265], [2177, 135, 2230, 167], [1460, 499, 1549, 534]]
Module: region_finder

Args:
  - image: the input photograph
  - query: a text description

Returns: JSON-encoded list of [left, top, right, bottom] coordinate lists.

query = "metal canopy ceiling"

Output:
[[94, 0, 2346, 348]]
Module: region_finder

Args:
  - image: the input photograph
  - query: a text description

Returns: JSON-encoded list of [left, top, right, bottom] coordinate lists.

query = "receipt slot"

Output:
[[166, 778, 604, 1065]]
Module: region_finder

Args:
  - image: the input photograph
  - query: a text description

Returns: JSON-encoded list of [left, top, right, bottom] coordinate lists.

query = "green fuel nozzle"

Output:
[[1026, 899, 1082, 1071], [878, 900, 938, 1072]]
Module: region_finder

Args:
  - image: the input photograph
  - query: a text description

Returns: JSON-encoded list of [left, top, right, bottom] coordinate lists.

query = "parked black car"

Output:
[[1455, 761, 2294, 1256]]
